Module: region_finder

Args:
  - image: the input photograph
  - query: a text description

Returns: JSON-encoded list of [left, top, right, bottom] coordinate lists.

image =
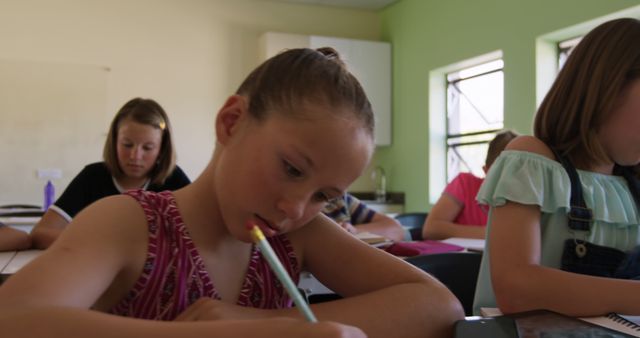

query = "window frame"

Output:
[[444, 59, 504, 181]]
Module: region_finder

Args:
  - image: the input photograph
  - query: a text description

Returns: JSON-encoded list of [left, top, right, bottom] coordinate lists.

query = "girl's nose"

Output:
[[129, 146, 142, 160], [276, 194, 307, 222]]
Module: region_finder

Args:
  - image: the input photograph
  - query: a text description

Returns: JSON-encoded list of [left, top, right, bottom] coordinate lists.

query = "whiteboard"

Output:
[[0, 58, 109, 205]]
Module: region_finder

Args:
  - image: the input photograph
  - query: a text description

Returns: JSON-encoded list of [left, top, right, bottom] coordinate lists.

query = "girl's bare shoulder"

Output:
[[63, 194, 149, 250], [506, 135, 556, 160]]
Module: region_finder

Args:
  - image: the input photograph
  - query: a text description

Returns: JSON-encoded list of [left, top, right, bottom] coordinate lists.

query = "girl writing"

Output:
[[31, 98, 190, 249], [473, 18, 640, 316], [0, 48, 463, 338]]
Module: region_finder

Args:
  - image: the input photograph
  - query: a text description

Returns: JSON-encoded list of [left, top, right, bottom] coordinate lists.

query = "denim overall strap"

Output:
[[549, 148, 592, 231]]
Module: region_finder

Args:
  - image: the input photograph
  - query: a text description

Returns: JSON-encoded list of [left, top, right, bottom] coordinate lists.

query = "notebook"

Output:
[[581, 313, 640, 337], [384, 240, 464, 257], [355, 232, 393, 247], [441, 237, 485, 252], [481, 307, 640, 337], [455, 316, 518, 338]]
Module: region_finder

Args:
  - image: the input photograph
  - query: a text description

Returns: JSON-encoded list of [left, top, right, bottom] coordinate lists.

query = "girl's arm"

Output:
[[490, 136, 640, 316], [292, 215, 464, 338], [490, 201, 640, 316], [30, 209, 68, 249], [190, 216, 463, 338], [0, 226, 31, 251], [0, 196, 364, 338], [422, 194, 485, 240], [0, 307, 365, 338]]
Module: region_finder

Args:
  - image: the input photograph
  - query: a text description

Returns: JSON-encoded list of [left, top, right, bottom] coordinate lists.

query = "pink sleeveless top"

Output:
[[109, 190, 300, 320]]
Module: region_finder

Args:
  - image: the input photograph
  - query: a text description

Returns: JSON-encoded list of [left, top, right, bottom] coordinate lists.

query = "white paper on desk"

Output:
[[355, 232, 392, 247], [0, 217, 41, 225], [580, 314, 640, 337], [2, 249, 42, 274], [618, 315, 640, 326], [482, 307, 640, 337], [0, 251, 17, 273], [480, 307, 503, 317], [441, 237, 485, 251]]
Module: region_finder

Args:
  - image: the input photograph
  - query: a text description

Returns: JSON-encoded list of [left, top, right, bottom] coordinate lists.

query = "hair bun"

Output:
[[316, 47, 346, 67]]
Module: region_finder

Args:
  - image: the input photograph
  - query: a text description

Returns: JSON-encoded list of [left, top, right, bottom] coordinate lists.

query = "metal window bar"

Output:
[[446, 61, 503, 181], [447, 128, 502, 140], [450, 146, 473, 173], [448, 139, 493, 148], [448, 69, 502, 126], [446, 130, 498, 179]]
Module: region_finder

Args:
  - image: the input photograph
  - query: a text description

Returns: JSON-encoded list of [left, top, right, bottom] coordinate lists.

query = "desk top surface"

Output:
[[0, 251, 17, 273], [0, 249, 42, 275], [441, 237, 485, 252]]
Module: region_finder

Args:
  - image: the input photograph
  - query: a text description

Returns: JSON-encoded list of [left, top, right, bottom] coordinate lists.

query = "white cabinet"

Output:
[[259, 32, 392, 146]]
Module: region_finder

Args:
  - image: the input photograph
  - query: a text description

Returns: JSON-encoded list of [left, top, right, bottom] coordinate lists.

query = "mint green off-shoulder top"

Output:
[[472, 150, 640, 314]]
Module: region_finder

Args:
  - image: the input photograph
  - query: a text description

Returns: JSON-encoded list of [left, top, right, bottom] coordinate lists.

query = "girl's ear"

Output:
[[215, 95, 248, 146]]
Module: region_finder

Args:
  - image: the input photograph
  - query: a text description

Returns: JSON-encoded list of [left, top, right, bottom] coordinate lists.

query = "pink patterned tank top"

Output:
[[109, 190, 300, 320]]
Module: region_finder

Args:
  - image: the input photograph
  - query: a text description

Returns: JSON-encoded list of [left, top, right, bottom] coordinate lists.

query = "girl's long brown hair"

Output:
[[534, 18, 640, 170]]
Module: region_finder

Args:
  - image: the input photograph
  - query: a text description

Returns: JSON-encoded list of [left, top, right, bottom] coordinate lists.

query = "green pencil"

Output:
[[249, 224, 318, 323]]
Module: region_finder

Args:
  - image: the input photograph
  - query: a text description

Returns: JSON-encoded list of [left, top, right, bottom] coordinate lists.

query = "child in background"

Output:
[[31, 98, 190, 249], [0, 48, 463, 338], [0, 226, 31, 251], [323, 193, 405, 241], [473, 18, 640, 316], [422, 130, 517, 240]]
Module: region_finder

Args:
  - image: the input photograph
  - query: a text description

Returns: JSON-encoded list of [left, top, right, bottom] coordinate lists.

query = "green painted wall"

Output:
[[377, 0, 639, 212]]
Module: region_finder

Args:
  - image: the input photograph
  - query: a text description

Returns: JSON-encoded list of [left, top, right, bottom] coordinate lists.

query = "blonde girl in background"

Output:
[[31, 98, 190, 249]]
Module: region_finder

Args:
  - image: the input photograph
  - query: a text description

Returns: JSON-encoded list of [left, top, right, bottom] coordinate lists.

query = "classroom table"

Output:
[[0, 250, 17, 274], [441, 237, 485, 252], [0, 249, 42, 282], [0, 216, 41, 233], [0, 205, 42, 233], [0, 238, 486, 297], [299, 237, 485, 298]]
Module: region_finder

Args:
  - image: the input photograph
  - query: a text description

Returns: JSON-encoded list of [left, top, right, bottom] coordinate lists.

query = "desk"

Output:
[[0, 250, 17, 273], [0, 216, 41, 233], [298, 238, 485, 299], [464, 308, 640, 338], [441, 237, 485, 252], [0, 249, 42, 279]]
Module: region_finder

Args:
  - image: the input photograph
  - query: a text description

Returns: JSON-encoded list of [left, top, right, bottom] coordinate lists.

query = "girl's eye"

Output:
[[143, 145, 155, 151], [313, 192, 331, 203], [283, 160, 303, 178], [122, 143, 133, 148]]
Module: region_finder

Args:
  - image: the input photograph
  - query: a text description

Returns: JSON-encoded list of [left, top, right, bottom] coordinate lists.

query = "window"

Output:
[[557, 36, 582, 70], [445, 59, 503, 181]]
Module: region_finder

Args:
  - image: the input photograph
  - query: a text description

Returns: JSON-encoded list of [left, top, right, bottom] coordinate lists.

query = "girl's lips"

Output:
[[252, 215, 278, 237]]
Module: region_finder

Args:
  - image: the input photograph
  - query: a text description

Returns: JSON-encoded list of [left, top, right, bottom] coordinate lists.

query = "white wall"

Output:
[[0, 0, 380, 204]]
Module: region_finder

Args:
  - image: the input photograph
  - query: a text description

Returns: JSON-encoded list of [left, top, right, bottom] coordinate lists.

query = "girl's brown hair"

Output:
[[534, 18, 640, 170], [103, 98, 176, 185], [235, 47, 374, 138], [485, 129, 519, 168]]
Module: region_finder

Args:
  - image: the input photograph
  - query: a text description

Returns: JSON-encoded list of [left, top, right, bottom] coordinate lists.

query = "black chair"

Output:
[[395, 212, 427, 241], [405, 252, 482, 316], [307, 293, 342, 304]]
